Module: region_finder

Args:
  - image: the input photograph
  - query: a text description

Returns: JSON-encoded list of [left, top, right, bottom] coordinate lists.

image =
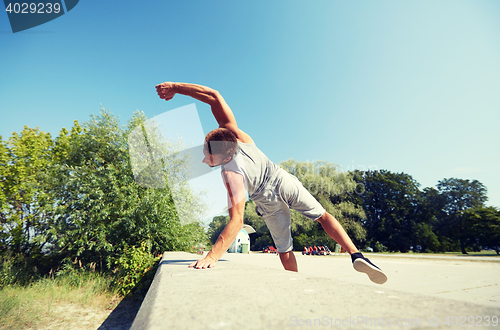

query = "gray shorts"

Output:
[[252, 173, 326, 253]]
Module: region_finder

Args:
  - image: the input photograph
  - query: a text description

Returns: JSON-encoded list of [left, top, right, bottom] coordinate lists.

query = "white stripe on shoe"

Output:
[[353, 259, 387, 284]]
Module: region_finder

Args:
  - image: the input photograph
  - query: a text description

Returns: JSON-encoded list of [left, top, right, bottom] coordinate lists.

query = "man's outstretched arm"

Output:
[[156, 82, 252, 143], [189, 171, 246, 269]]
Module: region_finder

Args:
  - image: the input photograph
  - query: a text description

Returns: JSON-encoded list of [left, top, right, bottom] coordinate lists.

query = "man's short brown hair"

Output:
[[204, 128, 238, 159]]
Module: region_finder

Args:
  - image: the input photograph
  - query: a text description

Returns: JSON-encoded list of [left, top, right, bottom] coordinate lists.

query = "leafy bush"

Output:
[[0, 252, 17, 289], [0, 252, 42, 288], [111, 241, 161, 296], [374, 241, 388, 253]]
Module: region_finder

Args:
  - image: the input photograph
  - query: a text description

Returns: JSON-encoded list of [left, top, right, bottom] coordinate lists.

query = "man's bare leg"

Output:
[[278, 251, 298, 272], [316, 212, 387, 284], [316, 212, 359, 254]]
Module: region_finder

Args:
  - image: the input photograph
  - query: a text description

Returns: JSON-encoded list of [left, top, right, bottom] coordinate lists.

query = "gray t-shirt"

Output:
[[221, 141, 285, 197]]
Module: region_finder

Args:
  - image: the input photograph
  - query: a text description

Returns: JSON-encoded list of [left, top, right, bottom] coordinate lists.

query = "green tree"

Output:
[[46, 109, 208, 272], [357, 170, 421, 252], [436, 178, 488, 254], [463, 207, 500, 254], [0, 127, 54, 256], [414, 187, 452, 252], [207, 215, 230, 244], [0, 110, 212, 293], [0, 136, 9, 245]]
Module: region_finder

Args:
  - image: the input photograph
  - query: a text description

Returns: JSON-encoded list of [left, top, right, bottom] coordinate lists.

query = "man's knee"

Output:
[[317, 211, 329, 222]]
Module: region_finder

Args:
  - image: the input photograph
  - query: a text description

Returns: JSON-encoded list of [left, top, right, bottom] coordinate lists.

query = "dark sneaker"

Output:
[[351, 253, 387, 284]]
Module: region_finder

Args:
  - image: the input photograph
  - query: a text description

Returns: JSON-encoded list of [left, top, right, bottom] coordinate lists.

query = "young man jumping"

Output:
[[155, 82, 387, 284]]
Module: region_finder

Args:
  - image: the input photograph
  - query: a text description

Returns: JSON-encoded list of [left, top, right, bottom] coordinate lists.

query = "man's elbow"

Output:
[[206, 89, 221, 105], [211, 89, 221, 98]]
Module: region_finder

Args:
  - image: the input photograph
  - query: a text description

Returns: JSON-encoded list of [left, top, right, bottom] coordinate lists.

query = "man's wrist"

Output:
[[206, 253, 218, 262], [171, 82, 181, 93]]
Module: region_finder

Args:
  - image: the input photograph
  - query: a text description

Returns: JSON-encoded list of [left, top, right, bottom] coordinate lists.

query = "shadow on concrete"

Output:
[[97, 295, 144, 330], [160, 258, 197, 266], [456, 253, 500, 257], [160, 258, 228, 266]]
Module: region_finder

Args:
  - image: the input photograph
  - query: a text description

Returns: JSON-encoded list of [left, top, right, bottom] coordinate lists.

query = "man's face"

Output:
[[202, 148, 226, 167]]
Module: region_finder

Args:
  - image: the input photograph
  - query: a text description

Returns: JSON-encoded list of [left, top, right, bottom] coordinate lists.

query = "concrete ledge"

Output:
[[131, 252, 500, 329]]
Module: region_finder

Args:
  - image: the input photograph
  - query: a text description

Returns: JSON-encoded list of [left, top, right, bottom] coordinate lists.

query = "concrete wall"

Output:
[[131, 252, 500, 329]]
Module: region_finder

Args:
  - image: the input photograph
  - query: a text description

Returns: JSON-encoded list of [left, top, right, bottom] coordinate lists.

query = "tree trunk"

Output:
[[459, 238, 468, 254]]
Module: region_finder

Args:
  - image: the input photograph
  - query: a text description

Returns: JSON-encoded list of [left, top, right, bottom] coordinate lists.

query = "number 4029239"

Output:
[[443, 316, 498, 327], [5, 2, 61, 14]]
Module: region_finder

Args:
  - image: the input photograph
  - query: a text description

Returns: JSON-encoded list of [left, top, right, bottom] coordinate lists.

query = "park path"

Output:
[[238, 252, 500, 307]]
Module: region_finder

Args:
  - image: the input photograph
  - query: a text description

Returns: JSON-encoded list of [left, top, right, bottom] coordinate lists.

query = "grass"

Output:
[[0, 271, 124, 330], [441, 250, 499, 256]]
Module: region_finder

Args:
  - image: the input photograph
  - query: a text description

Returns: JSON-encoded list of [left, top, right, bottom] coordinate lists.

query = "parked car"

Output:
[[318, 245, 331, 255], [263, 246, 277, 254]]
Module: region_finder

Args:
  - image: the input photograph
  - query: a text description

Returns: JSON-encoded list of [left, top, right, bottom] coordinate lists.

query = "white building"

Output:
[[228, 225, 255, 253]]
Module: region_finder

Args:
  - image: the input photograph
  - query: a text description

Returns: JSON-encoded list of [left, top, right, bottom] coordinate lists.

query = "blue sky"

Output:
[[1, 1, 500, 222]]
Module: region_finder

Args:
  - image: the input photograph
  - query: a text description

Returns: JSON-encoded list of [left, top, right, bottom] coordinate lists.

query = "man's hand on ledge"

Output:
[[189, 255, 217, 269]]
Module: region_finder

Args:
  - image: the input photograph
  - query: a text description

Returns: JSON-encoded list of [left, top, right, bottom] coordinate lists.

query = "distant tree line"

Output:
[[353, 170, 498, 254], [0, 109, 209, 293], [208, 161, 499, 255]]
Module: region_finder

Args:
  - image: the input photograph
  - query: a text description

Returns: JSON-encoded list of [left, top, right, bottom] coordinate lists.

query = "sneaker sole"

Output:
[[353, 259, 387, 284]]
